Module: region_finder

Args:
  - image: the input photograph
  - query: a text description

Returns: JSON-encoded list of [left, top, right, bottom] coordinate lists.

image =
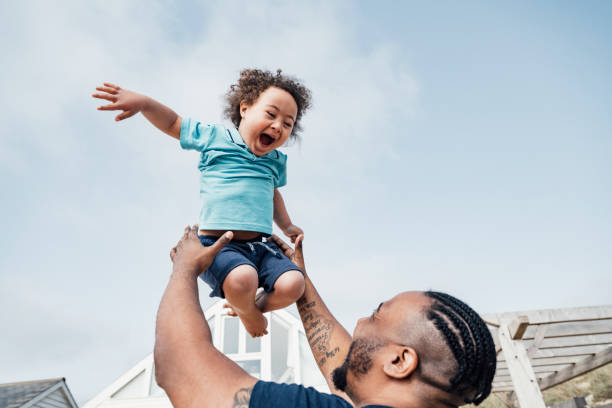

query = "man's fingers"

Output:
[[270, 234, 290, 251], [181, 225, 190, 241], [189, 224, 199, 238], [103, 82, 121, 90], [169, 247, 177, 261], [92, 93, 117, 102], [115, 110, 136, 121], [294, 234, 304, 252], [95, 86, 118, 95], [206, 231, 233, 256]]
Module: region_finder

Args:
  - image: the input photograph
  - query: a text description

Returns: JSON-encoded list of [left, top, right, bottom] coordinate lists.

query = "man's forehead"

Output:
[[387, 291, 432, 308]]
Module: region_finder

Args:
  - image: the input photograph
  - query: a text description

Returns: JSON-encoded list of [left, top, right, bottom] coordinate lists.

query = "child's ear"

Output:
[[239, 100, 250, 118]]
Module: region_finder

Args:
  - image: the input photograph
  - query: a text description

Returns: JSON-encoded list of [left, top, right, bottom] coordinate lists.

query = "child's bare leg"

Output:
[[255, 270, 305, 313], [222, 265, 268, 337]]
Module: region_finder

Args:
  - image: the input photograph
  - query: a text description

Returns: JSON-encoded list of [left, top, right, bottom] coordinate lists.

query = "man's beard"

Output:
[[332, 338, 385, 393]]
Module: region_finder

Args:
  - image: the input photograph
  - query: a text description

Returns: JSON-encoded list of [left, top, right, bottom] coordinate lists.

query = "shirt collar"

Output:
[[227, 126, 246, 146]]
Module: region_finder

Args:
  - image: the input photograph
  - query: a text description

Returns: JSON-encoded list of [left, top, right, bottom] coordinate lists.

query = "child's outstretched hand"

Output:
[[92, 83, 148, 122], [282, 224, 304, 243]]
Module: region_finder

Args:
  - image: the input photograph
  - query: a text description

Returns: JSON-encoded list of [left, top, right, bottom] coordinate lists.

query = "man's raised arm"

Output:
[[271, 235, 353, 402], [154, 226, 257, 408]]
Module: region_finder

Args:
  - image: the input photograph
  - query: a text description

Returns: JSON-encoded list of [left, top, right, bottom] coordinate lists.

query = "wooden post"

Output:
[[498, 319, 546, 408]]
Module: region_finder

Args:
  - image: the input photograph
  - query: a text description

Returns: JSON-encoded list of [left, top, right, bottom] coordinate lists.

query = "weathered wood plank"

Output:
[[499, 306, 612, 325], [538, 347, 612, 390], [522, 333, 612, 349], [522, 320, 612, 340], [510, 316, 530, 340], [498, 345, 607, 361], [497, 355, 583, 369], [498, 321, 546, 407]]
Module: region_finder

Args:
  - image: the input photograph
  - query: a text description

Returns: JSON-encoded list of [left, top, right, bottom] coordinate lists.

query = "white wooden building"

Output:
[[83, 301, 328, 408], [0, 378, 79, 408]]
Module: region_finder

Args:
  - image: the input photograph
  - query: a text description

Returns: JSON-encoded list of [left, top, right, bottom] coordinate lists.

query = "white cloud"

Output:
[[0, 0, 421, 403]]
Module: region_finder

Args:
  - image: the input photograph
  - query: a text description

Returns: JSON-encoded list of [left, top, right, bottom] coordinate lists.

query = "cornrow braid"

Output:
[[433, 292, 496, 401], [431, 303, 476, 385], [425, 291, 497, 405]]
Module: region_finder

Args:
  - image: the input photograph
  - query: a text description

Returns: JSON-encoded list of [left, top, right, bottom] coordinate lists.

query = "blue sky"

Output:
[[1, 0, 610, 404]]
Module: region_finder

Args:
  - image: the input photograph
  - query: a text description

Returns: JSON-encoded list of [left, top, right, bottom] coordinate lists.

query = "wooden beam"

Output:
[[522, 333, 612, 349], [522, 320, 612, 340], [498, 321, 546, 407], [500, 345, 608, 360], [527, 324, 547, 356], [509, 316, 530, 340], [498, 306, 612, 326], [538, 347, 612, 390], [497, 355, 583, 369]]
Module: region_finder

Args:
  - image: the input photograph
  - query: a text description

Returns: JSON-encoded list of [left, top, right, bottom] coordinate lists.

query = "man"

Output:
[[154, 226, 497, 407]]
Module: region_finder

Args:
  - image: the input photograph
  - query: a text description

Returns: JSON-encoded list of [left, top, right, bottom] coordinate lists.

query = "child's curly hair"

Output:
[[224, 68, 312, 139]]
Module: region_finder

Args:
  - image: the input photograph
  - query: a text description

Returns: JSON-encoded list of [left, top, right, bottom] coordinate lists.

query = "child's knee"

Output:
[[223, 265, 258, 296], [274, 270, 305, 299]]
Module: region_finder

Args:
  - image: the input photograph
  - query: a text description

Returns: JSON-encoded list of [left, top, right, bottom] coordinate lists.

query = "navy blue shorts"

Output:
[[198, 235, 302, 298]]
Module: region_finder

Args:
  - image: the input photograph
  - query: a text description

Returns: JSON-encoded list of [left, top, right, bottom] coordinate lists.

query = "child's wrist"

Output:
[[139, 95, 153, 112]]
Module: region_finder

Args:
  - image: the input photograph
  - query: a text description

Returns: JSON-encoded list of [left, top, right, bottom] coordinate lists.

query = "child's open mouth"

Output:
[[259, 133, 275, 147]]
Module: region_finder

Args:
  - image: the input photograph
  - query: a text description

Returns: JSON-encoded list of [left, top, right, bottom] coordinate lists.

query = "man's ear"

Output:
[[383, 346, 418, 379], [240, 100, 249, 118]]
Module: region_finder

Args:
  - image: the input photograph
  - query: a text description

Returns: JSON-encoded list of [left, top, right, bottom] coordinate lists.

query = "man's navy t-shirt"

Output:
[[250, 381, 392, 408]]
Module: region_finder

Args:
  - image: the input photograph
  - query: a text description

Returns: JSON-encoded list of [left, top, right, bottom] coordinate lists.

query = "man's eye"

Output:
[[266, 111, 275, 118], [284, 122, 292, 128]]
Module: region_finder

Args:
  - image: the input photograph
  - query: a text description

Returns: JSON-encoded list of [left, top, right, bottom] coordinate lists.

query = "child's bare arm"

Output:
[[273, 189, 303, 243], [92, 83, 182, 139]]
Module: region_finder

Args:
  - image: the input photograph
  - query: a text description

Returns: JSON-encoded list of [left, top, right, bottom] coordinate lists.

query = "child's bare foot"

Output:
[[223, 302, 238, 317], [224, 290, 267, 316], [223, 302, 268, 337]]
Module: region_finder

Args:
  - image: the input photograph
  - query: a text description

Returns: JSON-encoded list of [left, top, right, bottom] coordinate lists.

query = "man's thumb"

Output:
[[208, 231, 233, 255]]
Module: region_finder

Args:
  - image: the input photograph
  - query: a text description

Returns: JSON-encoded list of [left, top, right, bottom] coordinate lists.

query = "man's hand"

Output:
[[92, 83, 149, 122], [170, 225, 232, 278], [270, 233, 305, 271], [282, 224, 304, 244]]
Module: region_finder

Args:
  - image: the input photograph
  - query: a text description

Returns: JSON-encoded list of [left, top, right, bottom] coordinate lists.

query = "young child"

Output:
[[93, 69, 311, 337]]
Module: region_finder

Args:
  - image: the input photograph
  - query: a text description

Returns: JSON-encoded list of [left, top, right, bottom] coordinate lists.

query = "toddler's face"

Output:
[[239, 86, 298, 156]]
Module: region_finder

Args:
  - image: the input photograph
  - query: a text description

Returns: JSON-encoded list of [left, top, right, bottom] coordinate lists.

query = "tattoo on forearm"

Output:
[[298, 299, 341, 367], [232, 387, 252, 408]]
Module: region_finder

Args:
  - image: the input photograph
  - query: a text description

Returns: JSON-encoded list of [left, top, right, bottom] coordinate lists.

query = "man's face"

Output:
[[332, 292, 432, 393], [238, 86, 297, 156]]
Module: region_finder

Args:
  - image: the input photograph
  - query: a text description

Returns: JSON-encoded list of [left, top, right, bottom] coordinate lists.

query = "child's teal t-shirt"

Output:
[[180, 118, 287, 235]]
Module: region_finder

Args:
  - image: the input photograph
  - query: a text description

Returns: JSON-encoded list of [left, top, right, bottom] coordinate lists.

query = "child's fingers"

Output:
[[103, 82, 121, 90], [91, 93, 117, 102], [115, 110, 136, 121], [97, 103, 119, 111], [95, 86, 118, 95]]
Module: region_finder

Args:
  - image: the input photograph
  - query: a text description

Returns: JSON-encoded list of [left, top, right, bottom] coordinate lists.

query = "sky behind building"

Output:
[[1, 0, 610, 404]]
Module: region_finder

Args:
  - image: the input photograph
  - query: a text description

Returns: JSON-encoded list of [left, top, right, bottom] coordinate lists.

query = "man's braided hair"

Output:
[[424, 291, 497, 405]]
